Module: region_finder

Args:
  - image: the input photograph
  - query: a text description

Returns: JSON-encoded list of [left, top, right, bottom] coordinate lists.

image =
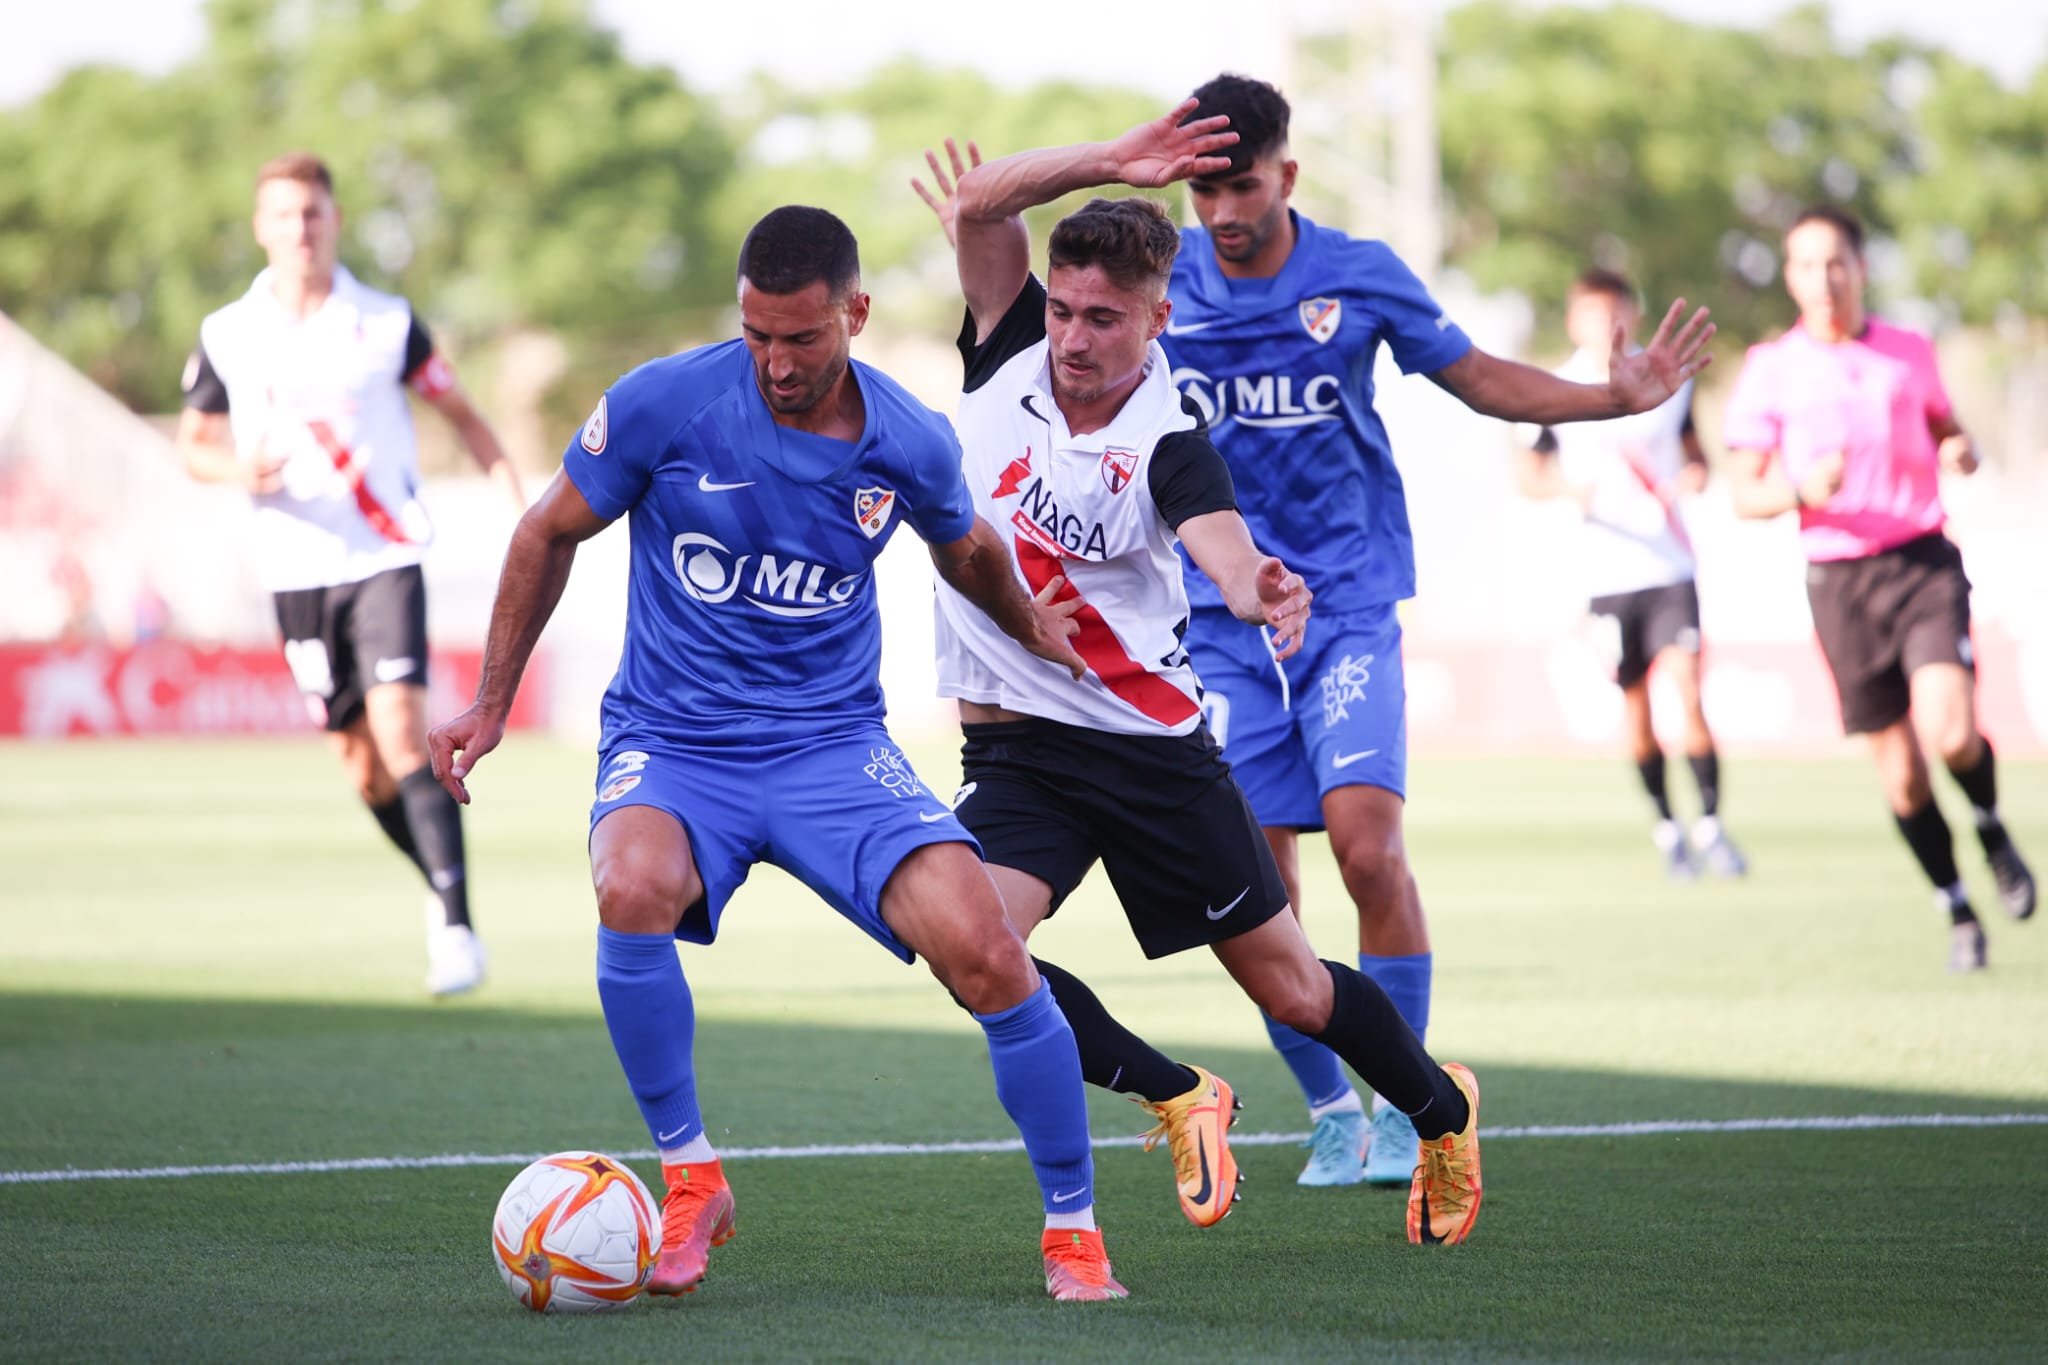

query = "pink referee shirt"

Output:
[[1723, 318, 1952, 562]]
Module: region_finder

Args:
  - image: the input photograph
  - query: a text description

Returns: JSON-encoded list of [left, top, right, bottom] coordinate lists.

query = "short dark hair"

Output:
[[1789, 203, 1865, 257], [256, 151, 334, 197], [1047, 197, 1180, 297], [1569, 267, 1638, 305], [1186, 73, 1291, 175], [736, 206, 861, 298]]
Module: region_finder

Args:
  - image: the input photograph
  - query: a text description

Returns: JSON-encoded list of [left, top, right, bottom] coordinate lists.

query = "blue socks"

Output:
[[1261, 1013, 1353, 1111], [976, 980, 1094, 1214], [1358, 951, 1432, 1045], [595, 926, 704, 1149]]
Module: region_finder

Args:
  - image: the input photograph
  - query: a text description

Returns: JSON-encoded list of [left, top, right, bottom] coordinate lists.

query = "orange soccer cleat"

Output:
[[1137, 1064, 1242, 1227], [1407, 1063, 1482, 1246], [644, 1159, 737, 1296], [1041, 1226, 1130, 1302]]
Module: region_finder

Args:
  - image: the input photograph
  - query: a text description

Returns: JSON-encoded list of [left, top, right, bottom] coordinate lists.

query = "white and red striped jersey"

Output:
[[183, 265, 453, 592], [935, 276, 1239, 736], [1519, 348, 1697, 599]]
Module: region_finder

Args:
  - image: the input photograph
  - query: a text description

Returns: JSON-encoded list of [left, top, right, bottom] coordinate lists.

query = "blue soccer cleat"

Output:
[[1296, 1109, 1367, 1187], [1363, 1103, 1421, 1186]]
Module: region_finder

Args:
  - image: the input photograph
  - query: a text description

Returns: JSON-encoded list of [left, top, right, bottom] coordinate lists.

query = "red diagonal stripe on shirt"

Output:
[[1012, 534, 1197, 728], [1619, 451, 1693, 555], [305, 419, 415, 545]]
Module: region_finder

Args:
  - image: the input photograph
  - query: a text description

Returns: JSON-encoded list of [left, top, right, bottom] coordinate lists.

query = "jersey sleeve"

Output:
[[899, 416, 977, 545], [401, 313, 456, 398], [959, 275, 1049, 394], [1362, 245, 1473, 375], [181, 341, 229, 414], [1721, 348, 1782, 454], [560, 378, 659, 521], [1148, 426, 1238, 531]]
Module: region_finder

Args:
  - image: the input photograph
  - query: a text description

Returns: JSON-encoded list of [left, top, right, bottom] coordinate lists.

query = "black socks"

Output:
[[398, 767, 471, 928], [1637, 752, 1673, 821], [1688, 751, 1720, 818], [1033, 958, 1196, 1103], [1895, 799, 1973, 924], [1307, 961, 1468, 1139]]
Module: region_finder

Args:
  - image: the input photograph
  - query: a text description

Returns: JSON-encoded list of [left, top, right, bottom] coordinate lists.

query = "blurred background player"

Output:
[[916, 116, 1483, 1248], [1514, 268, 1747, 880], [1724, 204, 2035, 972], [1164, 73, 1712, 1187], [175, 152, 524, 996], [428, 206, 1130, 1303]]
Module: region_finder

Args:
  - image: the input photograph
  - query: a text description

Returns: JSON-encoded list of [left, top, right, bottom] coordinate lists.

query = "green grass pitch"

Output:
[[3, 737, 2045, 1362]]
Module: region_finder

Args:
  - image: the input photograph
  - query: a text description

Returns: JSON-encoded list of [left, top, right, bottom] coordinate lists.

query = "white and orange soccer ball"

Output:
[[490, 1150, 661, 1313]]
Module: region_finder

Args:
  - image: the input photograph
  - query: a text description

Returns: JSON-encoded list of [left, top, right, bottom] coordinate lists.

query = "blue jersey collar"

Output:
[[737, 353, 878, 483]]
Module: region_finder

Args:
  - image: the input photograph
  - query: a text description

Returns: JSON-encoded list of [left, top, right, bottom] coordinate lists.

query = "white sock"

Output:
[[659, 1132, 716, 1165], [1934, 882, 1969, 914], [1692, 814, 1724, 845], [1045, 1206, 1096, 1232], [1309, 1089, 1365, 1122]]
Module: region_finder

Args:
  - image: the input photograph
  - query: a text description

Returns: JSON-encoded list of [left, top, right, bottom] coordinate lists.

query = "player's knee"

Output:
[[934, 930, 1035, 1016], [1921, 715, 1978, 769], [1334, 837, 1408, 915], [1258, 976, 1331, 1035], [592, 860, 690, 935]]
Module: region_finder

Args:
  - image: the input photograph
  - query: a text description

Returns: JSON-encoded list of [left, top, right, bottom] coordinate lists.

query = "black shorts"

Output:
[[1588, 580, 1701, 688], [1805, 533, 1973, 736], [273, 565, 430, 732], [955, 717, 1290, 959]]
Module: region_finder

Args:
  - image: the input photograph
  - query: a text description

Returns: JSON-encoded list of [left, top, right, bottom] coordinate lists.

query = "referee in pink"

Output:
[[1724, 204, 2034, 972]]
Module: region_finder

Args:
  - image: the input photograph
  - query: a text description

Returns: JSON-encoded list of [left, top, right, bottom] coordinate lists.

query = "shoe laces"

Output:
[[660, 1168, 724, 1243], [1418, 1132, 1476, 1210], [1137, 1094, 1200, 1190], [1043, 1230, 1113, 1286], [1300, 1111, 1360, 1169]]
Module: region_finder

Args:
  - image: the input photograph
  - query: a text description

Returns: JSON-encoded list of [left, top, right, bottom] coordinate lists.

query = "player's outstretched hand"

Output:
[[1027, 575, 1088, 680], [911, 137, 983, 250], [1609, 298, 1715, 415], [1938, 433, 1979, 476], [1109, 98, 1238, 189], [428, 705, 506, 805], [1255, 558, 1313, 661]]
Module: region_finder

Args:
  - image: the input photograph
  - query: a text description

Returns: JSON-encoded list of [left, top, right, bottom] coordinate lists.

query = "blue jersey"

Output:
[[1163, 214, 1472, 613], [562, 341, 975, 749]]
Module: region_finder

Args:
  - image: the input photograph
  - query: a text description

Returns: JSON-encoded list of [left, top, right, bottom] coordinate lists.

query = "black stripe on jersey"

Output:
[[960, 275, 1050, 394], [181, 342, 230, 414], [1150, 429, 1237, 530], [401, 313, 436, 384]]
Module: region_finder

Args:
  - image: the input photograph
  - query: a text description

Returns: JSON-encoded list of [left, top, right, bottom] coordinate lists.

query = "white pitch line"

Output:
[[3, 1112, 2045, 1186]]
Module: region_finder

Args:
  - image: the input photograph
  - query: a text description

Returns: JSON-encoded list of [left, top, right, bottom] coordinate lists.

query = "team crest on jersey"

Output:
[[854, 486, 896, 539], [580, 395, 608, 455], [1100, 447, 1138, 495], [1300, 298, 1342, 344]]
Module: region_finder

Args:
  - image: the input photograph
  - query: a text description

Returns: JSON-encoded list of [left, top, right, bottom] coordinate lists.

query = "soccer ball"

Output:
[[490, 1150, 662, 1313]]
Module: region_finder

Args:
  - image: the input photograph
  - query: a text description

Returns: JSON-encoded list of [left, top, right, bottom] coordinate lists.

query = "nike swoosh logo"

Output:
[[1164, 320, 1218, 336], [1331, 750, 1380, 769], [919, 809, 952, 823], [656, 1126, 689, 1144], [1050, 1188, 1085, 1204], [1189, 1131, 1213, 1207], [1205, 886, 1250, 921], [698, 474, 757, 493]]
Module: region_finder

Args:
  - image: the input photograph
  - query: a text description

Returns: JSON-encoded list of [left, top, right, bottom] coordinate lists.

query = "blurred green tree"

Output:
[[0, 0, 734, 411]]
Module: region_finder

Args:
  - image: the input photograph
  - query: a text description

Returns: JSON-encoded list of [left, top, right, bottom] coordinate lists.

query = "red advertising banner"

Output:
[[0, 641, 548, 738]]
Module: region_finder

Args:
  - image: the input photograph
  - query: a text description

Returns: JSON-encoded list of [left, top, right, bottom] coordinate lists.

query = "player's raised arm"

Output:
[[950, 100, 1237, 342], [1431, 298, 1716, 425], [929, 516, 1087, 680], [910, 137, 983, 252], [429, 469, 610, 802]]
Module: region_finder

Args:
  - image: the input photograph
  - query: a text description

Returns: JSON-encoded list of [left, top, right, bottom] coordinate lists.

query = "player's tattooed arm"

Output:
[[429, 471, 610, 803], [930, 516, 1087, 680], [1433, 299, 1715, 424], [1176, 510, 1313, 661], [950, 100, 1236, 343]]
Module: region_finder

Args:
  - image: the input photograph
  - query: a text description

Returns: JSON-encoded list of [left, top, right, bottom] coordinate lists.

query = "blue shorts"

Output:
[[589, 728, 978, 962], [1185, 603, 1407, 831]]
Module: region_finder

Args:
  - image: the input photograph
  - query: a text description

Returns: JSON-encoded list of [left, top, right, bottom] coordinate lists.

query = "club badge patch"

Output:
[[1101, 447, 1137, 495], [597, 774, 641, 803], [1300, 297, 1342, 344], [855, 486, 896, 539], [580, 395, 608, 454]]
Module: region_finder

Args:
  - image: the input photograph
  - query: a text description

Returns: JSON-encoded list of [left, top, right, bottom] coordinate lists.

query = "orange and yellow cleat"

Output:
[[1407, 1063, 1482, 1246], [645, 1158, 737, 1296], [1041, 1227, 1129, 1302], [1137, 1064, 1242, 1227]]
